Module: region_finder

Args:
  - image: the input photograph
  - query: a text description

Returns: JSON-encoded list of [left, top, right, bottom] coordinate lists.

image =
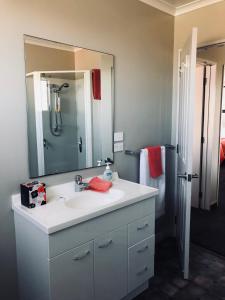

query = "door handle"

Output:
[[177, 173, 188, 180], [137, 223, 149, 231], [177, 173, 199, 181], [43, 138, 48, 149], [191, 173, 199, 179], [78, 137, 82, 153], [137, 245, 149, 253], [98, 239, 113, 249], [136, 266, 148, 276], [73, 250, 90, 261]]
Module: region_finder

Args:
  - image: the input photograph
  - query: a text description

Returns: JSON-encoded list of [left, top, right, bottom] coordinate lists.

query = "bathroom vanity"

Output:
[[12, 174, 158, 300]]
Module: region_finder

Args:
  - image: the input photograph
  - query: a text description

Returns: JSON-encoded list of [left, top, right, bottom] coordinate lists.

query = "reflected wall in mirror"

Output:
[[24, 36, 114, 178]]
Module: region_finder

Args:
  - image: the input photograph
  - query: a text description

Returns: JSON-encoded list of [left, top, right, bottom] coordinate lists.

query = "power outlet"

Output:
[[114, 132, 124, 142], [114, 142, 124, 152]]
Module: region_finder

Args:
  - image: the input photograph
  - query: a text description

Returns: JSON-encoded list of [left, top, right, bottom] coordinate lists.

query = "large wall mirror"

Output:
[[190, 41, 225, 255], [24, 35, 114, 178]]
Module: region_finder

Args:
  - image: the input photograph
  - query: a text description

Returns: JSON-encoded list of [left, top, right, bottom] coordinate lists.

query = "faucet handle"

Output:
[[75, 175, 82, 184], [105, 157, 114, 164]]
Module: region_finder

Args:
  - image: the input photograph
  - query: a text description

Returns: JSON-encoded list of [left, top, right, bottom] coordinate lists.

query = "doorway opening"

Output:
[[190, 42, 225, 256]]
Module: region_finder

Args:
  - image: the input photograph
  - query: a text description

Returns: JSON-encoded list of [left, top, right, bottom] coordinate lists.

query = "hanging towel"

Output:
[[88, 177, 112, 192], [92, 69, 101, 100], [140, 146, 166, 218], [146, 146, 163, 178]]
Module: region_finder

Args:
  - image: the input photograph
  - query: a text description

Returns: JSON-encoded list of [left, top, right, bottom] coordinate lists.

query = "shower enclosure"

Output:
[[26, 70, 93, 177]]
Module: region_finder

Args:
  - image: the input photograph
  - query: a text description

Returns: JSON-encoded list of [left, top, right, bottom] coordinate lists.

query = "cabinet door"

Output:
[[94, 226, 127, 300], [49, 241, 94, 300]]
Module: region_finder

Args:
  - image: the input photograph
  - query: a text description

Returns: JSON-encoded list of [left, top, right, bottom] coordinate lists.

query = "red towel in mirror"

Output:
[[88, 177, 112, 192], [146, 146, 163, 178], [92, 69, 101, 100]]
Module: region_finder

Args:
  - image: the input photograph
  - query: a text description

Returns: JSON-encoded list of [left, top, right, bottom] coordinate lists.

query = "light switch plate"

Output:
[[114, 132, 124, 142], [114, 142, 124, 152]]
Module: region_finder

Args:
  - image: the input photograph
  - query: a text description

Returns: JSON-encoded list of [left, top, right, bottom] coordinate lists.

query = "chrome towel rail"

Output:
[[124, 144, 175, 156]]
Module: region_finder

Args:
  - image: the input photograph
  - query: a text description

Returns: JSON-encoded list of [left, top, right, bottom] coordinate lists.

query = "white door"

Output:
[[176, 28, 197, 279]]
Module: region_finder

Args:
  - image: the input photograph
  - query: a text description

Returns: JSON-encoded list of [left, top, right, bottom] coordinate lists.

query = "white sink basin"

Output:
[[64, 189, 125, 210]]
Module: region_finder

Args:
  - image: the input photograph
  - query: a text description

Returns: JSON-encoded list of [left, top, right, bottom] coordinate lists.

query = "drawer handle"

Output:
[[137, 223, 149, 231], [136, 266, 148, 276], [98, 239, 113, 249], [73, 250, 90, 261], [137, 245, 148, 253]]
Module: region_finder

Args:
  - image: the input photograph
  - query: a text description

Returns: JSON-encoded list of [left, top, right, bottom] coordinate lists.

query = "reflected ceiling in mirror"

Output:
[[24, 35, 114, 178]]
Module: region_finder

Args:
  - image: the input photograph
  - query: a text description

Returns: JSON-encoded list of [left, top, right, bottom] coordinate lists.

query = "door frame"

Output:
[[193, 60, 217, 210]]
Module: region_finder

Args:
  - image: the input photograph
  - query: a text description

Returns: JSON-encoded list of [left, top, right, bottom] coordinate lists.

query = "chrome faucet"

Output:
[[75, 175, 87, 192]]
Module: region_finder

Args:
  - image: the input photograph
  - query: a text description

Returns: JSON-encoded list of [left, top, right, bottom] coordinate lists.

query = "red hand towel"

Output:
[[88, 177, 112, 192], [92, 69, 101, 100], [146, 146, 163, 178]]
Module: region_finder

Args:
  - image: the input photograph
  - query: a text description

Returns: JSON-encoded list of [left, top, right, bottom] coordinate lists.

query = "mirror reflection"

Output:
[[24, 36, 114, 178], [190, 42, 225, 256]]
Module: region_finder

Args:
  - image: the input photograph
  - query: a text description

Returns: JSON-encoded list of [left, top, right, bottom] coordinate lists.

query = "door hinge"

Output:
[[201, 136, 205, 144], [179, 66, 182, 76], [176, 144, 179, 154]]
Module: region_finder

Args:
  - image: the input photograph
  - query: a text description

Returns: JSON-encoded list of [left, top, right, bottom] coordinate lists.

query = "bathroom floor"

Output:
[[134, 238, 225, 300]]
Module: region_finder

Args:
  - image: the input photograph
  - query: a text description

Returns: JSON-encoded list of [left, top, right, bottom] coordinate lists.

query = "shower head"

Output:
[[57, 83, 69, 92], [51, 82, 69, 93]]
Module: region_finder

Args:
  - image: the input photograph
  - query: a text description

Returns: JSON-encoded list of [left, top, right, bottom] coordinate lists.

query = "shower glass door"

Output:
[[41, 73, 78, 174]]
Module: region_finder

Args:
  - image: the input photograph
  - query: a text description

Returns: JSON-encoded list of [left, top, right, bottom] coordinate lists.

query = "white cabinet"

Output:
[[128, 236, 155, 292], [49, 241, 94, 300], [94, 226, 127, 300], [14, 197, 155, 300]]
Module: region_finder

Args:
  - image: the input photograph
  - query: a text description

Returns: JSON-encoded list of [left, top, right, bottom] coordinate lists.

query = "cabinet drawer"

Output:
[[49, 241, 94, 300], [128, 236, 155, 293], [128, 215, 154, 247]]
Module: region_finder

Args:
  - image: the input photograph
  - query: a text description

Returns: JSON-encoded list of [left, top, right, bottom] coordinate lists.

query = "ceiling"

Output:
[[139, 0, 224, 16]]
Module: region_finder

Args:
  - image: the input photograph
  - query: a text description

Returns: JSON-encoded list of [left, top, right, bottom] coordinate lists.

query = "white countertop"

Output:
[[12, 174, 158, 234]]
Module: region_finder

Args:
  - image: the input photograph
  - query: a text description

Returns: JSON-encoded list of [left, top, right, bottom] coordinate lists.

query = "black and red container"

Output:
[[20, 181, 46, 208]]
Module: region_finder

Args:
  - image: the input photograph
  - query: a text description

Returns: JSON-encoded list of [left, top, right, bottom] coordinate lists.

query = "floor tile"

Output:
[[134, 238, 225, 300]]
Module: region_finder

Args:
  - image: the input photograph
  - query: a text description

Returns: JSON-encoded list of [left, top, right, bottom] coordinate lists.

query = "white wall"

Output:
[[0, 1, 174, 298]]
